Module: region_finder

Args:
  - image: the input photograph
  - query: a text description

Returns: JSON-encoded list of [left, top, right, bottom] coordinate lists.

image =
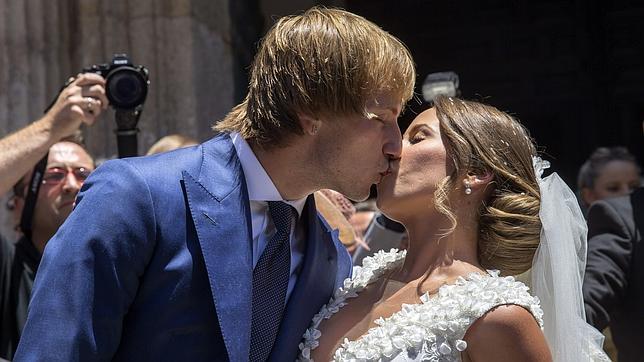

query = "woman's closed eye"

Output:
[[405, 124, 435, 145], [407, 127, 433, 144], [408, 133, 425, 144]]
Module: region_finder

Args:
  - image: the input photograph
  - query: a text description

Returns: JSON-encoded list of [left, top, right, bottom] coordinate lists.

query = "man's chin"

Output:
[[340, 188, 370, 203], [57, 203, 75, 215]]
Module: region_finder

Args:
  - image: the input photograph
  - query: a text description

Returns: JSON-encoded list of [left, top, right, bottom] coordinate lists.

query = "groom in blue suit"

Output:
[[15, 7, 415, 362]]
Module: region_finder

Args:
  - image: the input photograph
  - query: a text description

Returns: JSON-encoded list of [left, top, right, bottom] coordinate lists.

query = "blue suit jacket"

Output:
[[15, 134, 352, 361]]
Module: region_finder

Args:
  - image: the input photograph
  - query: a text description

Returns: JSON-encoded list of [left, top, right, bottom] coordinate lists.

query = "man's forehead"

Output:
[[48, 142, 94, 168]]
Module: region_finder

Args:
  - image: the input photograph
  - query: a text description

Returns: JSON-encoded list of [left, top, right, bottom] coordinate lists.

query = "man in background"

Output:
[[0, 74, 105, 360], [583, 187, 643, 362]]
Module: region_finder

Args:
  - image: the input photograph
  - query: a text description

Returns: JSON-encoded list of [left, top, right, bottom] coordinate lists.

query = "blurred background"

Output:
[[1, 0, 642, 236]]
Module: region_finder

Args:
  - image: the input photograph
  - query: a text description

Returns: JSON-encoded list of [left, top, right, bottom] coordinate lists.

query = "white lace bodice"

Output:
[[298, 249, 543, 362]]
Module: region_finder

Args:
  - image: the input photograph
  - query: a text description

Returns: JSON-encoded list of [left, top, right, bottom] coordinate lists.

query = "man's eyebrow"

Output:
[[367, 107, 401, 120], [45, 163, 92, 170], [45, 163, 65, 169]]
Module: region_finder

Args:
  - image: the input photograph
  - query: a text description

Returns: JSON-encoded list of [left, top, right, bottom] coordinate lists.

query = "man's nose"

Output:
[[61, 173, 82, 193], [383, 123, 403, 159]]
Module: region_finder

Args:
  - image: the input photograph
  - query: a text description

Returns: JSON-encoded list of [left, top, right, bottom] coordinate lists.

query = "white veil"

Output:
[[530, 157, 609, 361]]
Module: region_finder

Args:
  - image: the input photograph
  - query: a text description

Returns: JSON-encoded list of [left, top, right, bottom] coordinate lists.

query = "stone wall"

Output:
[[0, 0, 265, 240]]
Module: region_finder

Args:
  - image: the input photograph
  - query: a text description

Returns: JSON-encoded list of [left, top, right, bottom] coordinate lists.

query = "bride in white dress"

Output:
[[298, 97, 608, 361]]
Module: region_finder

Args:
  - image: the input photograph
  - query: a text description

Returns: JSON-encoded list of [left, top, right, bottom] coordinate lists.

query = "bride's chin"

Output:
[[375, 194, 395, 215]]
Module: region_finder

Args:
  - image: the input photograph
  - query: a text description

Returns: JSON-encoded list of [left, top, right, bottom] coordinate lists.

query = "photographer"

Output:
[[0, 74, 105, 361], [0, 73, 107, 195]]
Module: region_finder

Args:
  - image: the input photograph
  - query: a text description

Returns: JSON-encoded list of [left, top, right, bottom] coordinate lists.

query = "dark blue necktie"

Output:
[[249, 201, 296, 362]]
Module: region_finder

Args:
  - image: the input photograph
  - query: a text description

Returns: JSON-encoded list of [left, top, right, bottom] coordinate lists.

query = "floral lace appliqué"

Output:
[[298, 249, 406, 360], [298, 249, 544, 362]]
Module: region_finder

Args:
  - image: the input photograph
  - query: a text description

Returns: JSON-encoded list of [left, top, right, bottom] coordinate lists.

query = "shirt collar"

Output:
[[230, 132, 307, 217]]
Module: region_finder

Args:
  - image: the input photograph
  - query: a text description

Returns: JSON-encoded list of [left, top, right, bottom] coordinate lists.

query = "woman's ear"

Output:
[[462, 170, 494, 194], [474, 170, 494, 185]]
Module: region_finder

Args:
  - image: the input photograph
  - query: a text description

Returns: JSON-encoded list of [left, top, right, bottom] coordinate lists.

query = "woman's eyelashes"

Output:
[[408, 134, 423, 144], [407, 128, 431, 144]]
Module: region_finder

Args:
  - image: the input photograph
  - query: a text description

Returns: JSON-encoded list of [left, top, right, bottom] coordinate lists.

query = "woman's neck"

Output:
[[393, 210, 484, 285]]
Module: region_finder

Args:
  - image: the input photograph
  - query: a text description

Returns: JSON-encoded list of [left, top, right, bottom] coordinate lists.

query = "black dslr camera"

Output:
[[82, 54, 150, 157], [83, 53, 149, 110]]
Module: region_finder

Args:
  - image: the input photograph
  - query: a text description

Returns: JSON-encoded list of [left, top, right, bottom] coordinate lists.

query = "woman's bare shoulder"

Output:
[[463, 304, 552, 362]]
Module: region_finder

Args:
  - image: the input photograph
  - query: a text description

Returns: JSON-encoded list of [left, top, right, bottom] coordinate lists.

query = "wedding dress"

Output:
[[298, 249, 544, 361], [298, 248, 609, 361]]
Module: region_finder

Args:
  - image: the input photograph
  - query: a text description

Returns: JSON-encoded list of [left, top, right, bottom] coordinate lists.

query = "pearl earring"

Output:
[[464, 181, 472, 195], [311, 124, 319, 135]]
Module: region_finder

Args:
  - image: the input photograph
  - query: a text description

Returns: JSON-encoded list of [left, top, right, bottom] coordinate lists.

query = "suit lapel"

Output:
[[183, 135, 253, 362], [269, 196, 338, 361]]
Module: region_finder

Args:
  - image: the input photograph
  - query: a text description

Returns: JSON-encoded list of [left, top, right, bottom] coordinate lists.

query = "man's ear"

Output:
[[11, 196, 25, 225], [297, 113, 321, 135]]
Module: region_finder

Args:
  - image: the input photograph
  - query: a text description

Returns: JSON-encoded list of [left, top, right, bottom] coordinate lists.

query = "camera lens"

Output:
[[106, 68, 148, 109]]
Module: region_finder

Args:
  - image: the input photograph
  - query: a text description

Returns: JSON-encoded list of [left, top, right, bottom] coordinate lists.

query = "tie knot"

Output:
[[268, 201, 296, 233]]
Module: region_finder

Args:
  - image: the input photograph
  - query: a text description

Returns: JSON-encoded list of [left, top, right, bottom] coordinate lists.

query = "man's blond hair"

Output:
[[214, 7, 415, 148]]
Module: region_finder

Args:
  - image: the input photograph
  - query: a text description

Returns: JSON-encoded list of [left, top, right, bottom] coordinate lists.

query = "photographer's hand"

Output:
[[0, 73, 109, 195], [47, 73, 109, 139]]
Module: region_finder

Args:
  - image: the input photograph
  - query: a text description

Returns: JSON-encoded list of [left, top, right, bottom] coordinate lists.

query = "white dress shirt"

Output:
[[231, 132, 307, 301]]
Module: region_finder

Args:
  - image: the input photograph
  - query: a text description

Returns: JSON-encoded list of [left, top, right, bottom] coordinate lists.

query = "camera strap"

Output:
[[19, 154, 48, 241]]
